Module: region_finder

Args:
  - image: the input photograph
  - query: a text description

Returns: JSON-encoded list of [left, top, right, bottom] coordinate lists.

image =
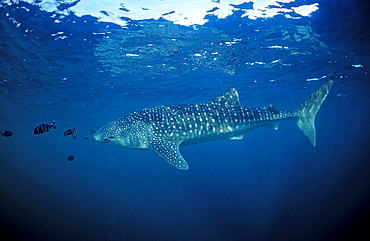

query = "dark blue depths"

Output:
[[1, 1, 370, 241]]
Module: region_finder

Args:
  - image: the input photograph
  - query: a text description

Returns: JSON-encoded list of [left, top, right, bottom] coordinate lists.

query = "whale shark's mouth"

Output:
[[103, 136, 115, 143], [94, 130, 115, 143]]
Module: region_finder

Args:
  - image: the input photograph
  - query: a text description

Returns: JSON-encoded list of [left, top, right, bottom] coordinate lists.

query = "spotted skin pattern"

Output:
[[95, 75, 334, 170]]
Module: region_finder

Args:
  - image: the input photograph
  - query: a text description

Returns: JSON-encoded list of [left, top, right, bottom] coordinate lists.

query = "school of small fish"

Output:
[[1, 122, 99, 162]]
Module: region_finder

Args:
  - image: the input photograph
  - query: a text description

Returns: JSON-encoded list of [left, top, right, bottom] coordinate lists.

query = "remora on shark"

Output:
[[95, 74, 335, 170]]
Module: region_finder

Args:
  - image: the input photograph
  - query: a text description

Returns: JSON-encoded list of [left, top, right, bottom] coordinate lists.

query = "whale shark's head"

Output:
[[94, 117, 151, 149], [94, 121, 122, 146]]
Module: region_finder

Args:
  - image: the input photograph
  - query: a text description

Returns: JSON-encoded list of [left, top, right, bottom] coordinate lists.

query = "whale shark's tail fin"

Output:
[[294, 73, 335, 147]]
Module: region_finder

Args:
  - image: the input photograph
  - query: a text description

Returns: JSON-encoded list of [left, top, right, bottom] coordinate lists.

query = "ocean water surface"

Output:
[[0, 0, 369, 240]]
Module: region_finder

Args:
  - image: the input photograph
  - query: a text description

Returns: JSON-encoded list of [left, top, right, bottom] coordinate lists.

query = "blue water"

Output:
[[1, 0, 369, 240]]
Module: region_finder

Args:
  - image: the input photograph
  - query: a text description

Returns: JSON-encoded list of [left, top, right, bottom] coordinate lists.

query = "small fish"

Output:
[[66, 155, 74, 162], [87, 126, 100, 134], [33, 121, 56, 134], [83, 137, 89, 140], [0, 130, 13, 137], [72, 135, 77, 140], [64, 128, 76, 136]]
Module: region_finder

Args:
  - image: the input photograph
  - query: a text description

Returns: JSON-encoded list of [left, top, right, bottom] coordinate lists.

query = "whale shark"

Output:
[[95, 74, 334, 170]]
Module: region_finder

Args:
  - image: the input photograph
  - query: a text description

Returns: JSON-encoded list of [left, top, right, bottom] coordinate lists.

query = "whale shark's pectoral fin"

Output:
[[149, 137, 189, 170]]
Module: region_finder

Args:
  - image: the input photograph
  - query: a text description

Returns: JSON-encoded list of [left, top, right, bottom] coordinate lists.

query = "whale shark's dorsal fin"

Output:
[[262, 104, 278, 113], [210, 88, 242, 108], [149, 136, 189, 170]]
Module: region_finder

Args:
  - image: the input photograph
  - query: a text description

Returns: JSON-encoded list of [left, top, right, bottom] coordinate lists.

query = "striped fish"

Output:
[[33, 121, 56, 134]]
